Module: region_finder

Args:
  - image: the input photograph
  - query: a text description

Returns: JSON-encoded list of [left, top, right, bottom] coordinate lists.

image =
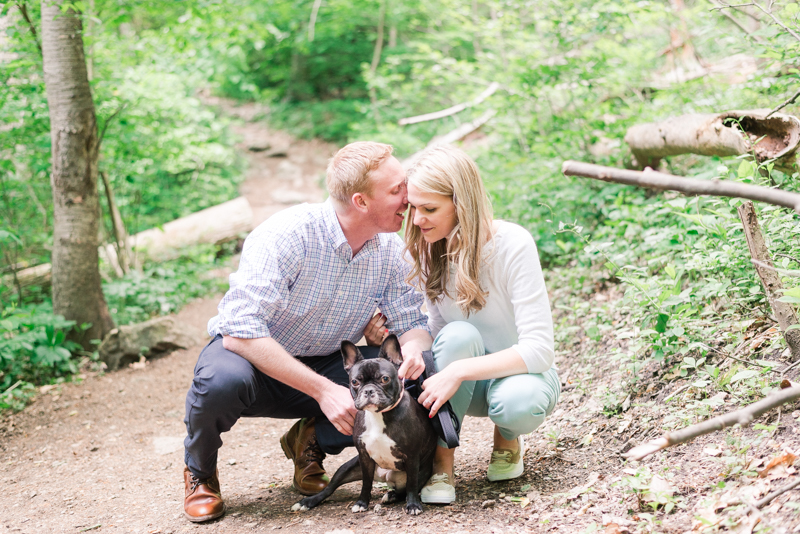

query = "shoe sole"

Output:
[[421, 494, 455, 505], [280, 432, 323, 497], [184, 504, 226, 523]]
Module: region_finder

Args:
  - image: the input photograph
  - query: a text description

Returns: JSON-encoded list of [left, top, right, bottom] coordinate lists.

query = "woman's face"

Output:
[[407, 181, 458, 244]]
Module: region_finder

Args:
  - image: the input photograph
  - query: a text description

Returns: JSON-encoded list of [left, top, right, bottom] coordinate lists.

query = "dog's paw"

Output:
[[351, 502, 368, 513], [405, 502, 423, 515], [291, 502, 309, 512]]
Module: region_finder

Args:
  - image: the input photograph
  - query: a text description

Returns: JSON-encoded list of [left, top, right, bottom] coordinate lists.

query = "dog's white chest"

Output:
[[361, 411, 401, 470]]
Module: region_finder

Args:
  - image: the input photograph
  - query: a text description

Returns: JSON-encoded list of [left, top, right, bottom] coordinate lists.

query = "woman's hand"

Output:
[[363, 312, 388, 347], [418, 363, 463, 417]]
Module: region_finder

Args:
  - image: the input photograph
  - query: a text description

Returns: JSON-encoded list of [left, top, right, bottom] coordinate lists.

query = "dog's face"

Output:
[[341, 335, 404, 412]]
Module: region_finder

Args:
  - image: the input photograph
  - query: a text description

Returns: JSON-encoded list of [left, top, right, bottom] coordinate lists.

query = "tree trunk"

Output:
[[41, 0, 114, 348]]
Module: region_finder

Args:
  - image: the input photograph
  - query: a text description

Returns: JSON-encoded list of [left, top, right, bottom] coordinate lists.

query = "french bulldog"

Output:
[[292, 334, 437, 515]]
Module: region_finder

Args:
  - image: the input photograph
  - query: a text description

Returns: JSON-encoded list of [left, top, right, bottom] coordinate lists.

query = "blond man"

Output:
[[182, 142, 432, 522]]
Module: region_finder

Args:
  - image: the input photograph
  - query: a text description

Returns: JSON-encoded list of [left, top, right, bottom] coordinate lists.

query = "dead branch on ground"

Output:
[[398, 82, 500, 125], [624, 385, 800, 461], [560, 161, 800, 214], [403, 109, 496, 169], [623, 110, 800, 171]]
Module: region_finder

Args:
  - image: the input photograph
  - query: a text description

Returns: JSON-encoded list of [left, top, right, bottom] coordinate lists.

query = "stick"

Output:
[[754, 476, 800, 508], [2, 380, 23, 396], [402, 109, 496, 169], [624, 385, 800, 461], [767, 87, 800, 118], [398, 82, 500, 125], [664, 383, 691, 402], [561, 161, 800, 214], [99, 171, 131, 275], [738, 201, 800, 360]]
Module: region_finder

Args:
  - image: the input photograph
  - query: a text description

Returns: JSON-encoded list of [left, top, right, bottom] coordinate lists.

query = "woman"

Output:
[[403, 145, 560, 504]]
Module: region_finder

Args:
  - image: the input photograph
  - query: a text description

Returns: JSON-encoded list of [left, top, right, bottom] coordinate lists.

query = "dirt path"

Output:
[[3, 102, 800, 534]]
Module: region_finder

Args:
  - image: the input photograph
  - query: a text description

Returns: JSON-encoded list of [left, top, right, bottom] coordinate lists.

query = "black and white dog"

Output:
[[292, 335, 438, 515]]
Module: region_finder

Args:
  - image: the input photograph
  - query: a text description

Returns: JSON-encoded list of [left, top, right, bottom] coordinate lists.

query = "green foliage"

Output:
[[0, 303, 86, 410]]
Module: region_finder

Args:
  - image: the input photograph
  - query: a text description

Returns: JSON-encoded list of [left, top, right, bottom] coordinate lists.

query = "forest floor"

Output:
[[2, 101, 800, 534]]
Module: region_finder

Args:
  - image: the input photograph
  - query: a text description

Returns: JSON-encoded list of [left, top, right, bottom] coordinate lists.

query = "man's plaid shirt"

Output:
[[208, 200, 429, 356]]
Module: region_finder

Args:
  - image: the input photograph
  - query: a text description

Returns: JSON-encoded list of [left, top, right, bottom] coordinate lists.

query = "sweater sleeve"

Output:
[[425, 295, 449, 341], [503, 226, 555, 374]]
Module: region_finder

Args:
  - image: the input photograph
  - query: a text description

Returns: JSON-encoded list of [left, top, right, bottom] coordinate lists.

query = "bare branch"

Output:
[[561, 161, 800, 214], [15, 2, 42, 57], [767, 87, 800, 118], [624, 385, 800, 461], [707, 0, 764, 42], [97, 103, 127, 150], [398, 82, 500, 125], [402, 110, 496, 169], [750, 1, 800, 43], [754, 476, 800, 508]]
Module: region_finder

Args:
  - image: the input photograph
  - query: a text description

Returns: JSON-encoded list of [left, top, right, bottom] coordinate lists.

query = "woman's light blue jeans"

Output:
[[432, 321, 560, 448]]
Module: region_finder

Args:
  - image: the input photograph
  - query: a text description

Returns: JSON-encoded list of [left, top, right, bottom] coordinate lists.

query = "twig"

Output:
[[723, 351, 780, 370], [750, 1, 800, 43], [707, 0, 764, 42], [2, 380, 23, 396], [767, 87, 800, 118], [754, 476, 800, 508], [751, 258, 800, 277], [781, 359, 800, 376], [398, 82, 500, 125], [561, 161, 800, 214], [664, 383, 692, 402], [97, 104, 127, 150], [15, 2, 42, 57], [776, 253, 800, 266], [624, 385, 800, 461]]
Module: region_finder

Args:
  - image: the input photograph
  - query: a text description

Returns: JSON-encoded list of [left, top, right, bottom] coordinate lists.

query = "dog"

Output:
[[292, 335, 438, 515]]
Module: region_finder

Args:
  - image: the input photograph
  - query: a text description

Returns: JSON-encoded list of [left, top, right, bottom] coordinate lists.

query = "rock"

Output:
[[98, 316, 201, 370], [248, 141, 272, 152], [482, 499, 496, 509]]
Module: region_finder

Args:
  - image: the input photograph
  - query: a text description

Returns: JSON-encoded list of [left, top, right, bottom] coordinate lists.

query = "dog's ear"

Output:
[[378, 334, 403, 368], [341, 341, 364, 372]]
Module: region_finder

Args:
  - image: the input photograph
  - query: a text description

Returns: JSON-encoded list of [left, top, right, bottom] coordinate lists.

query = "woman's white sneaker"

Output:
[[487, 436, 525, 482], [420, 473, 456, 504]]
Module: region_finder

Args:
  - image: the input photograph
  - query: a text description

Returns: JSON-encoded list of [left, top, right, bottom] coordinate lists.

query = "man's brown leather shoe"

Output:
[[184, 467, 225, 522], [280, 417, 330, 495]]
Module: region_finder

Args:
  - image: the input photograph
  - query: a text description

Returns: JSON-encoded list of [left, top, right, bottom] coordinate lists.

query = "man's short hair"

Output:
[[326, 142, 394, 205]]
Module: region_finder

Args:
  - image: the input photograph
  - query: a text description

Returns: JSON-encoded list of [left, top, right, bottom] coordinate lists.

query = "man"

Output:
[[183, 141, 432, 522]]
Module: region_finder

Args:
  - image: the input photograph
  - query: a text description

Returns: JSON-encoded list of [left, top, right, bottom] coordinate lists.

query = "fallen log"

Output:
[[561, 161, 800, 214], [738, 201, 800, 360], [624, 110, 800, 171], [118, 195, 254, 264], [3, 196, 254, 291], [398, 82, 500, 125], [624, 384, 800, 461]]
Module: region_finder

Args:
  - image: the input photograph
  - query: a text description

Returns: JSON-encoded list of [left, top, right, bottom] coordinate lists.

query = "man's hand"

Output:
[[418, 364, 463, 417], [363, 312, 388, 347], [317, 382, 357, 436]]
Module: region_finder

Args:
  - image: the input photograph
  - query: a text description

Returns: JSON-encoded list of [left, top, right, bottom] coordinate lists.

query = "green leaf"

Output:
[[737, 160, 754, 178], [731, 369, 760, 383], [655, 313, 669, 334]]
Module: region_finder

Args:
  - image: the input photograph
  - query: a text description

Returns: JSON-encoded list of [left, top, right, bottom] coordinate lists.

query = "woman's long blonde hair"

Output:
[[405, 145, 493, 317]]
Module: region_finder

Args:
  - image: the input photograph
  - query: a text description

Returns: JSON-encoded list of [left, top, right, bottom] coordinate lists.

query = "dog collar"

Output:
[[379, 388, 404, 413]]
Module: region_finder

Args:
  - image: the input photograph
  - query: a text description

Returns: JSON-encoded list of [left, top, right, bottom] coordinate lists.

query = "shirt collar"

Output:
[[322, 199, 354, 261]]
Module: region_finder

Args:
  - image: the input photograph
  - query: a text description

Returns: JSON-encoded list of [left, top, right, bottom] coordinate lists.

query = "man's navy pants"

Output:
[[183, 335, 380, 480]]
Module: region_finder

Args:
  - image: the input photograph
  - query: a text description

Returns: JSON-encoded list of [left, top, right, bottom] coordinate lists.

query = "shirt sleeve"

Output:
[[378, 240, 430, 337], [425, 295, 448, 341], [504, 227, 555, 374], [209, 225, 303, 339]]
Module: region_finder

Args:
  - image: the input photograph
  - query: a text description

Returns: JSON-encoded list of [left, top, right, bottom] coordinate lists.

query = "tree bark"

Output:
[[737, 201, 800, 360], [624, 110, 800, 172], [41, 0, 113, 348]]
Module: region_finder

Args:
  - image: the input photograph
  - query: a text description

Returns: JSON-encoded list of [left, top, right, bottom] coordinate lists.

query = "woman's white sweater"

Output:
[[426, 220, 555, 374]]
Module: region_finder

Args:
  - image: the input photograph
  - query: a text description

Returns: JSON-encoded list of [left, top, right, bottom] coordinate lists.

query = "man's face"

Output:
[[363, 156, 408, 233]]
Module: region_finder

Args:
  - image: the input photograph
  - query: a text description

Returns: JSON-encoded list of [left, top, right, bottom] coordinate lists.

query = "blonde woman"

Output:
[[405, 145, 560, 504]]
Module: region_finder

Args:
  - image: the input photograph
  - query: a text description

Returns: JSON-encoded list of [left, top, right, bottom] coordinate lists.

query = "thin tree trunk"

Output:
[[737, 201, 800, 360], [99, 171, 130, 275], [369, 0, 386, 124], [41, 0, 114, 348]]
